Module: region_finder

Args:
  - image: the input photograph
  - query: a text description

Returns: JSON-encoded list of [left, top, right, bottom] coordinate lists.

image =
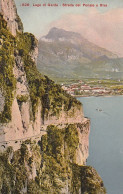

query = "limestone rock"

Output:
[[0, 90, 5, 113], [30, 46, 39, 64], [0, 0, 23, 36], [76, 119, 90, 165]]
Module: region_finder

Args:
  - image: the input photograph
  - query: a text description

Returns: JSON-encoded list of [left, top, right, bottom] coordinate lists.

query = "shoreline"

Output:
[[73, 94, 123, 98]]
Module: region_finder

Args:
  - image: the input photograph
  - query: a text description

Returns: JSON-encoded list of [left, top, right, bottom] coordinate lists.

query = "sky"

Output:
[[15, 0, 123, 56]]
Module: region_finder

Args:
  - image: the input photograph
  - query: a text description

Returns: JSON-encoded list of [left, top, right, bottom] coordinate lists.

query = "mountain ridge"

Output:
[[40, 27, 117, 59], [37, 27, 123, 82]]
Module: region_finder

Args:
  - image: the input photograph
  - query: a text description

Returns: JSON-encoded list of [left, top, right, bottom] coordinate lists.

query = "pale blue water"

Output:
[[77, 96, 123, 194]]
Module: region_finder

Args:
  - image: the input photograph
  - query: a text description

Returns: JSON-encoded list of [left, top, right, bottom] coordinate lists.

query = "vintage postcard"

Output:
[[0, 0, 123, 193]]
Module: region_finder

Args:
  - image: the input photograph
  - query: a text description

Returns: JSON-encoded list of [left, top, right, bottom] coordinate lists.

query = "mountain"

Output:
[[0, 1, 106, 193], [37, 27, 123, 82]]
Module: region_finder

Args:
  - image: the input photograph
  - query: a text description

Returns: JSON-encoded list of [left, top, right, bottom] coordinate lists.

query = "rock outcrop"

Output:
[[0, 0, 23, 35], [0, 126, 106, 194], [0, 1, 89, 165]]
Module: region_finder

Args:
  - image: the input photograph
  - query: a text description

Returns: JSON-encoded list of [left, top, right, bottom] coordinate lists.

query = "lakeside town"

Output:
[[61, 80, 123, 97]]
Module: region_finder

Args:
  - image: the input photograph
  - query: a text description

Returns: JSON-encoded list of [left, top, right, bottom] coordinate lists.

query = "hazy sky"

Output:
[[15, 0, 123, 56]]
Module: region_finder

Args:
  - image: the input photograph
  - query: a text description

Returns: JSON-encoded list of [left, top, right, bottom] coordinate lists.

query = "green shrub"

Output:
[[65, 124, 79, 161], [17, 95, 29, 103]]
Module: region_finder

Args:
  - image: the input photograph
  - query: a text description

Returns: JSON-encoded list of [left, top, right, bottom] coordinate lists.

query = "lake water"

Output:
[[77, 96, 123, 194]]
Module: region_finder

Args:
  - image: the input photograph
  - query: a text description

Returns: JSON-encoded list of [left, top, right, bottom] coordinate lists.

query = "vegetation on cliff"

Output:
[[0, 10, 106, 194], [0, 14, 81, 122], [0, 14, 16, 122], [0, 125, 106, 193]]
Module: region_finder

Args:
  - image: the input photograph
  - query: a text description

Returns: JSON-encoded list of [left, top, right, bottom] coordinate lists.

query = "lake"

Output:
[[77, 96, 123, 194]]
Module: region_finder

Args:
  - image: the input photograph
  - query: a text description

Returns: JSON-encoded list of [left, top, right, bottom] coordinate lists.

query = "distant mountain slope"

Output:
[[37, 28, 123, 82]]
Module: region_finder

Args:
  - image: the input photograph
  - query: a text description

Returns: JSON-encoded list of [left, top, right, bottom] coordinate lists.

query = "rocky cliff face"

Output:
[[0, 0, 23, 35], [0, 1, 106, 193], [0, 2, 88, 162], [0, 137, 106, 194]]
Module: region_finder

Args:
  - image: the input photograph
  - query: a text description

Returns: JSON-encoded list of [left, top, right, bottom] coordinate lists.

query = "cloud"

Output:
[[49, 8, 123, 56]]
